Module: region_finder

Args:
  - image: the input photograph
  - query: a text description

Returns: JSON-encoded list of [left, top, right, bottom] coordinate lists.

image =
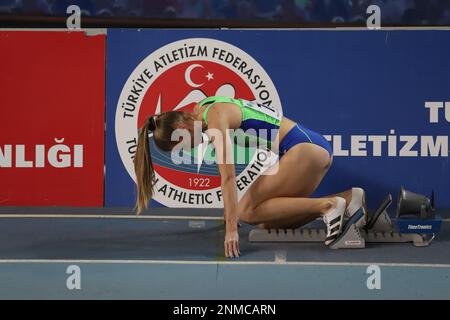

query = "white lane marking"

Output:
[[0, 259, 449, 268], [0, 214, 447, 222], [0, 214, 222, 220]]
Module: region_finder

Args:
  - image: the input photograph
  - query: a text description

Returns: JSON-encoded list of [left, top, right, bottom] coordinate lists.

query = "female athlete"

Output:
[[133, 96, 368, 258]]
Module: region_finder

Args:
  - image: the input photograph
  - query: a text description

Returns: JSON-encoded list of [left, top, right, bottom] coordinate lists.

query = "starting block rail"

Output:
[[249, 194, 437, 249], [248, 227, 432, 248]]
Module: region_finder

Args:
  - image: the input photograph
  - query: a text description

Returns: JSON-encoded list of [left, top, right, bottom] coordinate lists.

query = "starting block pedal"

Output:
[[249, 209, 366, 249], [248, 194, 439, 249]]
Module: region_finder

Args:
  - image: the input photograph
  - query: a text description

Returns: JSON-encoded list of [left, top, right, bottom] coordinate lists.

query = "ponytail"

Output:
[[134, 117, 157, 215], [133, 111, 194, 214]]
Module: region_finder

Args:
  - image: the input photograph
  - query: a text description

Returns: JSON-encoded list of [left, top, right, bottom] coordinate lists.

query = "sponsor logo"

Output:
[[115, 38, 282, 207]]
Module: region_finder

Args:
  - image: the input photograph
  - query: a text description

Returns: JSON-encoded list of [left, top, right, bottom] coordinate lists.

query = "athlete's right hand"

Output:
[[224, 228, 240, 258]]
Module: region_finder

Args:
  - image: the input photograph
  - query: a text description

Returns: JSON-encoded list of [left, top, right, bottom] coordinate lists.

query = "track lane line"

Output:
[[0, 214, 447, 222], [0, 214, 223, 220], [0, 259, 449, 268]]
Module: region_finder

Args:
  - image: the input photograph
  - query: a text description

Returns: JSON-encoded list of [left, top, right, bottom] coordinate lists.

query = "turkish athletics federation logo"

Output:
[[115, 38, 282, 207]]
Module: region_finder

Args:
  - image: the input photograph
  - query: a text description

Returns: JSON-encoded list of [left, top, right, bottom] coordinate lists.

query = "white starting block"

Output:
[[249, 195, 434, 249]]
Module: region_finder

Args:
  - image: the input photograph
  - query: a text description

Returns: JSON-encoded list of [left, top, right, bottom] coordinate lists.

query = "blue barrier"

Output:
[[106, 29, 450, 209]]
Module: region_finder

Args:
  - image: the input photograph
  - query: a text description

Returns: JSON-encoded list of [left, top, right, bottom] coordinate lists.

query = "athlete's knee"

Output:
[[313, 151, 333, 174], [238, 202, 259, 225], [239, 207, 257, 224], [236, 193, 256, 224], [241, 214, 263, 226]]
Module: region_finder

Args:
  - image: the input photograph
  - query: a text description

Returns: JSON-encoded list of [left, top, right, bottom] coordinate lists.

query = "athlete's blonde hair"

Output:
[[133, 111, 194, 215]]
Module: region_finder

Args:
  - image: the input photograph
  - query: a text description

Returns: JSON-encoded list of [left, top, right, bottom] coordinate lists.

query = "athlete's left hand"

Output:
[[224, 228, 240, 258]]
